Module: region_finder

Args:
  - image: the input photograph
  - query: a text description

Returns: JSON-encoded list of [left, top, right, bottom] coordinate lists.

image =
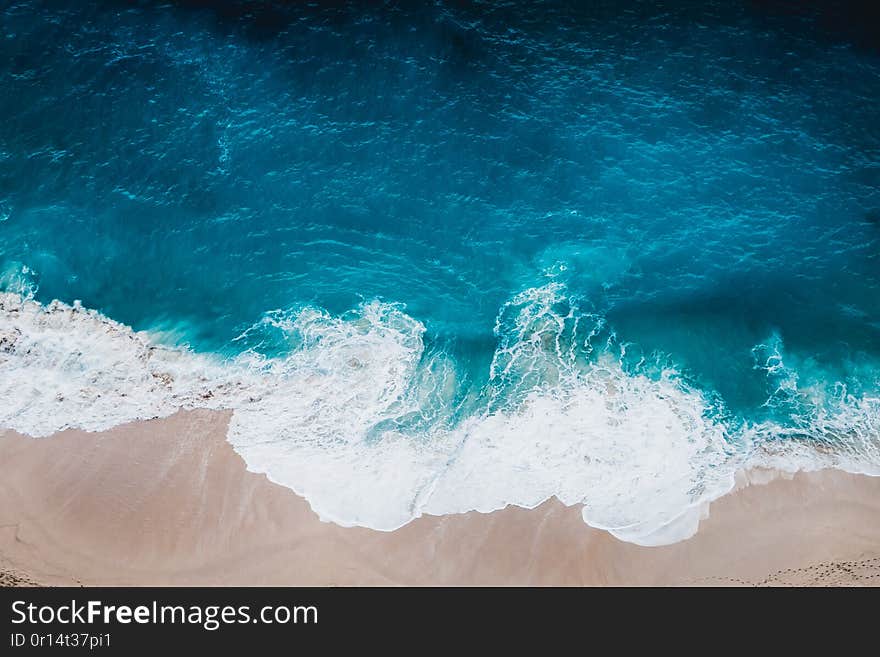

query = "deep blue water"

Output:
[[1, 0, 879, 540]]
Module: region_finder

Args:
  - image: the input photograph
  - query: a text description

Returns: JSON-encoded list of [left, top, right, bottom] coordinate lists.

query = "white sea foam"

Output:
[[0, 292, 231, 436], [1, 286, 878, 545], [0, 262, 38, 300]]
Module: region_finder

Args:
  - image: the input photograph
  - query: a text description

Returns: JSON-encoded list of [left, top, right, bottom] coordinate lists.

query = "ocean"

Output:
[[1, 0, 878, 545]]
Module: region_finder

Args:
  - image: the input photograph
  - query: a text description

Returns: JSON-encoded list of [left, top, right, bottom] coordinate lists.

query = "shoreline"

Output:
[[1, 409, 879, 586]]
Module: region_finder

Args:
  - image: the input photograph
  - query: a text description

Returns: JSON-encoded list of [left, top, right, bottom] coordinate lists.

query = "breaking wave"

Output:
[[1, 284, 878, 545]]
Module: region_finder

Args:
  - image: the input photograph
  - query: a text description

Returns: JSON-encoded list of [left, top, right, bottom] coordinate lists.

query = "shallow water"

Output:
[[1, 0, 879, 544]]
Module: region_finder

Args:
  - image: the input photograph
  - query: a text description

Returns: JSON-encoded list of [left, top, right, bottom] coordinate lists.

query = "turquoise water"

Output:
[[1, 1, 879, 543]]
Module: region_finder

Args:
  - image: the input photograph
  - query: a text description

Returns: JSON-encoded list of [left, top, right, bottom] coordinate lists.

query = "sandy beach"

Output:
[[1, 409, 878, 587]]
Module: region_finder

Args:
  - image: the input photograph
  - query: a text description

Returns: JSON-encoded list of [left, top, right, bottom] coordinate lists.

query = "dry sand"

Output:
[[1, 409, 879, 586]]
